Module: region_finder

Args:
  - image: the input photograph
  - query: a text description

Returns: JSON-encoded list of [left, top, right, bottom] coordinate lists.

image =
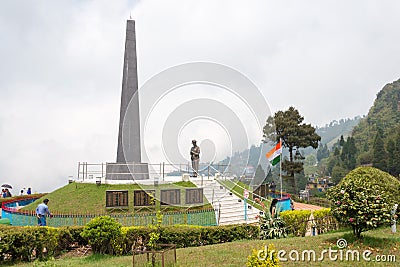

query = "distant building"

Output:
[[305, 175, 334, 193]]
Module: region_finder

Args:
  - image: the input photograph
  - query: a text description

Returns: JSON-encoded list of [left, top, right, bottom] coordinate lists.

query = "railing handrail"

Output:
[[215, 176, 270, 204], [77, 161, 231, 180]]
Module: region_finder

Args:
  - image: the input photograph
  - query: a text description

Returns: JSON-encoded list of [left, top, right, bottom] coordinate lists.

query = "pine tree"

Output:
[[387, 132, 400, 177], [317, 144, 329, 162], [339, 135, 345, 146], [340, 137, 357, 169], [372, 128, 388, 171], [263, 106, 320, 194]]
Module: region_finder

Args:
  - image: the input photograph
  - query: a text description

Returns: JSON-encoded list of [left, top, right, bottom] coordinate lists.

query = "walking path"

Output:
[[293, 201, 324, 211]]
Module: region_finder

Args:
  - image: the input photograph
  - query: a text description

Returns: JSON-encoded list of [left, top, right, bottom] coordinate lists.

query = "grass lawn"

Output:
[[21, 181, 210, 214], [10, 227, 399, 266]]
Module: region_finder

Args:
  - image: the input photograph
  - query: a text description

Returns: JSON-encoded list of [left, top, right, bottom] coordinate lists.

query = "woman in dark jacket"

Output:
[[270, 198, 278, 218]]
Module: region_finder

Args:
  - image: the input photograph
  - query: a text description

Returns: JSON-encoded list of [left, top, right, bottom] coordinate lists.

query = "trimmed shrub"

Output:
[[327, 167, 400, 238], [279, 210, 310, 237], [280, 208, 339, 237], [80, 216, 122, 255]]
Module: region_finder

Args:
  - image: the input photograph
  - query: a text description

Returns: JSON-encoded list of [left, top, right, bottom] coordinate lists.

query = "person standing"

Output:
[[5, 189, 12, 198], [190, 140, 200, 177], [269, 181, 276, 194], [36, 199, 52, 226], [27, 188, 32, 195], [270, 198, 278, 218]]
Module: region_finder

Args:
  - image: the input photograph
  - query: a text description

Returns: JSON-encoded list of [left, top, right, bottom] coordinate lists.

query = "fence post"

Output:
[[162, 162, 165, 180], [77, 162, 80, 180]]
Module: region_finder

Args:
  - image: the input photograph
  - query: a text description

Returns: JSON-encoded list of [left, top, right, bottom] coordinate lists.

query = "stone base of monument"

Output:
[[106, 162, 149, 180]]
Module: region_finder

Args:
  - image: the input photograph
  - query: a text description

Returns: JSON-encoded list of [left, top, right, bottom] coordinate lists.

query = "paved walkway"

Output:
[[293, 201, 324, 211]]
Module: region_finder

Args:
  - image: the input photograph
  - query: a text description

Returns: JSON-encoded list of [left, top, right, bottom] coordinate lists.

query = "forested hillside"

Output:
[[316, 117, 361, 146], [324, 78, 400, 182], [352, 78, 400, 175]]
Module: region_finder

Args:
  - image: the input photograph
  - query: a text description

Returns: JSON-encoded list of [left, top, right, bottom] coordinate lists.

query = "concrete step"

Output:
[[192, 176, 262, 225]]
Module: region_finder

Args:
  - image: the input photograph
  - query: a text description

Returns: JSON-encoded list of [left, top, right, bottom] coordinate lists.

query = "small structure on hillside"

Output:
[[305, 175, 334, 194]]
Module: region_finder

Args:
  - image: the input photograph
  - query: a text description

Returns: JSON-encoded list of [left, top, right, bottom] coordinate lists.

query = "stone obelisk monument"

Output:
[[117, 19, 141, 163], [106, 20, 149, 180]]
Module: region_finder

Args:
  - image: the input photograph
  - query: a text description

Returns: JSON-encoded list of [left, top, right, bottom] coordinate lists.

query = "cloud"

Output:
[[1, 0, 400, 192]]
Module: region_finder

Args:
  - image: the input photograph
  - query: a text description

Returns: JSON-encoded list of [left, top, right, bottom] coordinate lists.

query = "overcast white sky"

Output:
[[1, 0, 400, 193]]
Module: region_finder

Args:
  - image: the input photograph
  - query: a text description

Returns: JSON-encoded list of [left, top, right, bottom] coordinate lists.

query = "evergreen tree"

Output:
[[372, 128, 388, 171], [263, 106, 320, 194], [339, 135, 345, 146], [317, 144, 330, 162], [334, 147, 340, 156], [387, 132, 400, 177], [340, 136, 357, 169]]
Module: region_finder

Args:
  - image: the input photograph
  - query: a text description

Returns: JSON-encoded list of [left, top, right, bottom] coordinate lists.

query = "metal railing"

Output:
[[76, 162, 230, 181]]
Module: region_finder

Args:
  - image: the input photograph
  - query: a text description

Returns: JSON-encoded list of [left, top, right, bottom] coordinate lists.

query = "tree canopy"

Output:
[[263, 106, 321, 193]]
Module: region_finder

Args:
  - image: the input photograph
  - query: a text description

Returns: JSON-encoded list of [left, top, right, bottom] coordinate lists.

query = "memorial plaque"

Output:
[[185, 188, 203, 204], [106, 190, 129, 208], [133, 190, 155, 206], [160, 189, 181, 205]]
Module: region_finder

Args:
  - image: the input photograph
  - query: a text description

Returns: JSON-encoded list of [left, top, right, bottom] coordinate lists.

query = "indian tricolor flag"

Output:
[[266, 139, 282, 166]]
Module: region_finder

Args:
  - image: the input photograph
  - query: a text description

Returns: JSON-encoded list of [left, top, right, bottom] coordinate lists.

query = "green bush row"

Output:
[[280, 208, 339, 237], [0, 223, 259, 262], [113, 224, 259, 255], [0, 225, 85, 263]]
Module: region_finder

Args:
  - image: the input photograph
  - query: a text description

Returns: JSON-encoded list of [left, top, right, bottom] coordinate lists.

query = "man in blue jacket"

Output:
[[36, 198, 52, 226]]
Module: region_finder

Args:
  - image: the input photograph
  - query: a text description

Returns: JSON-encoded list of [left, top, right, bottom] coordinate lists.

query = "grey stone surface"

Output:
[[116, 20, 141, 163], [110, 20, 149, 180], [106, 162, 149, 180]]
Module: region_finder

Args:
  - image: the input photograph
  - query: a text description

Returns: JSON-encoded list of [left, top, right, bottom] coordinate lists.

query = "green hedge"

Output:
[[0, 224, 259, 263], [0, 225, 85, 262], [280, 208, 339, 237]]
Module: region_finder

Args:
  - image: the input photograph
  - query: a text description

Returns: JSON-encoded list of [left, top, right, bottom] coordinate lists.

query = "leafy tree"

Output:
[[304, 154, 317, 166], [263, 106, 321, 193], [327, 167, 400, 238]]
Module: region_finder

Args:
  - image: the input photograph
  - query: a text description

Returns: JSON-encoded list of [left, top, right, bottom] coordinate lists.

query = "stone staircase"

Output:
[[191, 178, 261, 225]]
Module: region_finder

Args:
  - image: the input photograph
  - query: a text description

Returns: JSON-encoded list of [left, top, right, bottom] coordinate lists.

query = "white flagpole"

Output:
[[280, 138, 283, 199]]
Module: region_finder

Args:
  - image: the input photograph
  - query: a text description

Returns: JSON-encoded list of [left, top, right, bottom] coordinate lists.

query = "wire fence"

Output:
[[284, 215, 341, 237], [2, 196, 217, 227]]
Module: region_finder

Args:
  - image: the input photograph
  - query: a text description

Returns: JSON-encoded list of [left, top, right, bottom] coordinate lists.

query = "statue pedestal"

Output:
[[106, 162, 149, 180]]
